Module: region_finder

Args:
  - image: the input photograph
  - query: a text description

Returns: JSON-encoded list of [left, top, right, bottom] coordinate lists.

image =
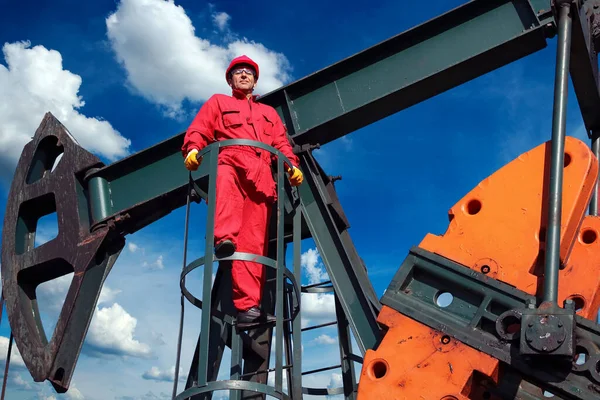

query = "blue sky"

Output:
[[0, 0, 596, 399]]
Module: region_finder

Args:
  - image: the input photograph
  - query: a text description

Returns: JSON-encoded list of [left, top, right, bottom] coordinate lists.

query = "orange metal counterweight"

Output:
[[357, 137, 600, 399]]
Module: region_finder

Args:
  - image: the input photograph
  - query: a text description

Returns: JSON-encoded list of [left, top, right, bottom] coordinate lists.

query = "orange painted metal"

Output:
[[357, 137, 600, 399]]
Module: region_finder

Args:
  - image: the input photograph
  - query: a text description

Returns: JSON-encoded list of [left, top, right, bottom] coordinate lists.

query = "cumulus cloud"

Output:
[[301, 248, 329, 285], [312, 334, 337, 345], [0, 41, 131, 181], [212, 12, 230, 31], [105, 0, 292, 117], [0, 336, 25, 368], [300, 248, 336, 328], [86, 303, 152, 358], [128, 242, 140, 253], [142, 365, 187, 382], [37, 274, 121, 312], [11, 372, 32, 390], [143, 255, 164, 271]]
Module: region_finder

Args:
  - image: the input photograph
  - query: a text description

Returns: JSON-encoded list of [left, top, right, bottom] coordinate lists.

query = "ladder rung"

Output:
[[302, 364, 342, 376], [301, 321, 337, 332], [345, 353, 364, 363], [302, 281, 332, 290], [239, 364, 293, 379]]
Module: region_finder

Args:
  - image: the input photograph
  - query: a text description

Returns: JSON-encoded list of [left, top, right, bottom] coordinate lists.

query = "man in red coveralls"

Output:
[[181, 55, 303, 325]]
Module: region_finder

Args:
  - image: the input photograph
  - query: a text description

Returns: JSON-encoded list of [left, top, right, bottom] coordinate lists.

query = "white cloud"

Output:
[[301, 248, 329, 285], [37, 274, 120, 311], [99, 285, 123, 305], [312, 334, 336, 345], [0, 41, 131, 181], [105, 0, 292, 117], [128, 242, 140, 253], [301, 292, 336, 328], [212, 12, 230, 31], [299, 248, 335, 328], [144, 255, 164, 271], [328, 373, 343, 390], [0, 336, 26, 368], [142, 365, 186, 382], [11, 372, 32, 390], [87, 303, 152, 358]]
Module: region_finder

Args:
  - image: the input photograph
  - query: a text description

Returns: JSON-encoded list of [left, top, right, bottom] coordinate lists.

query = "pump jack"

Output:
[[4, 0, 600, 399]]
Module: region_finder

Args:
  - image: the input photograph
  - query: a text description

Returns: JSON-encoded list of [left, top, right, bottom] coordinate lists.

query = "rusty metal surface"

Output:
[[1, 113, 123, 392]]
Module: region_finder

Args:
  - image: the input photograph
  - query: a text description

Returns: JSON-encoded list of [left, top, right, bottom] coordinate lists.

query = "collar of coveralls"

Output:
[[231, 88, 260, 101]]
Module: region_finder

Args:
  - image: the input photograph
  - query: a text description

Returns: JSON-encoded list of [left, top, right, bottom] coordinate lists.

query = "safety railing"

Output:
[[172, 139, 303, 400]]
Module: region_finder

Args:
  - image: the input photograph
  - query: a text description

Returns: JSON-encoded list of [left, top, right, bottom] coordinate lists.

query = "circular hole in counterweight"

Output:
[[436, 292, 454, 308], [369, 360, 388, 380], [480, 265, 490, 274], [440, 335, 451, 345], [581, 229, 597, 244], [564, 152, 571, 167], [466, 199, 482, 215]]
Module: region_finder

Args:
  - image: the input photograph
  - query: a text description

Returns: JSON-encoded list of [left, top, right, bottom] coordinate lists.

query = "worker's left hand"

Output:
[[184, 149, 202, 171], [288, 166, 303, 186]]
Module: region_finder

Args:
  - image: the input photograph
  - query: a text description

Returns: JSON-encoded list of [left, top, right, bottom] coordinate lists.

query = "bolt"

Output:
[[558, 321, 563, 328], [528, 322, 533, 328], [564, 299, 575, 309], [527, 337, 533, 343], [558, 338, 564, 344], [543, 346, 548, 351]]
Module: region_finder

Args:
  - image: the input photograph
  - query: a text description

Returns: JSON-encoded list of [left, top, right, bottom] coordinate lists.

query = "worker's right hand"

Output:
[[184, 149, 202, 171]]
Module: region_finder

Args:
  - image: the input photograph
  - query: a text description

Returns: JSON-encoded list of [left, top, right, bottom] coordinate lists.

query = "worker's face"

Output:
[[228, 65, 256, 92]]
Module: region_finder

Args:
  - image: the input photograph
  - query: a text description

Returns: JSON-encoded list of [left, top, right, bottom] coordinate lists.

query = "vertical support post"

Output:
[[292, 208, 303, 399], [335, 295, 357, 400], [1, 333, 12, 400], [172, 181, 191, 400], [544, 1, 573, 304], [198, 150, 219, 386], [590, 130, 600, 216], [274, 158, 285, 393], [230, 331, 243, 400]]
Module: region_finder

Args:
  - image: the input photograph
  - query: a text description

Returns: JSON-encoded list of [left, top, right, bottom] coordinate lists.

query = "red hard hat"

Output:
[[225, 55, 259, 81]]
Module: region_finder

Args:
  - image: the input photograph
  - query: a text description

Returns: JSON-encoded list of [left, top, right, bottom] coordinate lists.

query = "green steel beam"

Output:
[[264, 0, 553, 146]]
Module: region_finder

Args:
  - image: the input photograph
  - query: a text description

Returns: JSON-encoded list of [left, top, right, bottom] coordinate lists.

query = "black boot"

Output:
[[214, 239, 236, 258], [236, 307, 276, 325]]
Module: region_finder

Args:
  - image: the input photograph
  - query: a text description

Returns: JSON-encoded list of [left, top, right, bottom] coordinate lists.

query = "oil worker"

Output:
[[181, 55, 303, 325]]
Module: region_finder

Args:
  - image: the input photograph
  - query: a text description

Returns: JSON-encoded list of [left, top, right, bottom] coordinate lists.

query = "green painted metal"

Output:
[[544, 2, 573, 304], [296, 152, 381, 353], [262, 0, 552, 146], [87, 176, 111, 223], [275, 157, 285, 394], [175, 139, 303, 400], [334, 296, 357, 400], [292, 209, 303, 400]]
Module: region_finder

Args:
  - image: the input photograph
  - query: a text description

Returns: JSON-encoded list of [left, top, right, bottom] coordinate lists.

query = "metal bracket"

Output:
[[519, 300, 576, 356]]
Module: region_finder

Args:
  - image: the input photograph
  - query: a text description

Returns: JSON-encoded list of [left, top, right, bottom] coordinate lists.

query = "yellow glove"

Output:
[[184, 149, 202, 171], [287, 166, 303, 186]]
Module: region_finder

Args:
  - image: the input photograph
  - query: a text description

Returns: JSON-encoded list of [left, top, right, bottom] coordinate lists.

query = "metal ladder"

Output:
[[171, 139, 362, 399]]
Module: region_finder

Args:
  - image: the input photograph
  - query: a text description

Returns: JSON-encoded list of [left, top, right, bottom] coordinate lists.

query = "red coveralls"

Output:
[[182, 89, 299, 312]]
